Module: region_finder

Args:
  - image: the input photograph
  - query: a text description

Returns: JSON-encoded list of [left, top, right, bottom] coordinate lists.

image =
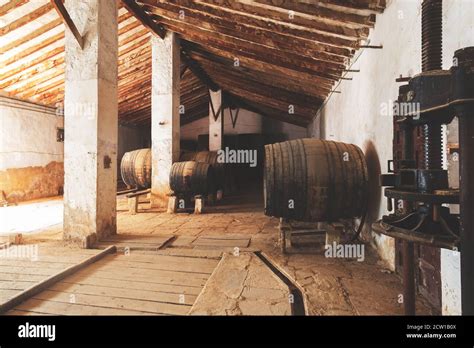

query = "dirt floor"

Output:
[[6, 191, 435, 316]]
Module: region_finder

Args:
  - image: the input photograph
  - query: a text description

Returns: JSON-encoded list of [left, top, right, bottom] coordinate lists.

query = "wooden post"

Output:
[[194, 195, 204, 214], [167, 195, 178, 214], [128, 196, 138, 215]]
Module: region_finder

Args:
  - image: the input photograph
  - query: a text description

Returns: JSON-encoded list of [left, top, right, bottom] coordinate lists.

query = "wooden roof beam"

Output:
[[197, 0, 368, 40], [206, 71, 323, 108], [180, 49, 219, 92], [51, 0, 84, 49], [121, 0, 220, 92], [141, 1, 353, 57], [180, 38, 341, 82], [121, 0, 166, 38], [317, 0, 385, 15], [252, 0, 376, 29], [187, 50, 333, 96]]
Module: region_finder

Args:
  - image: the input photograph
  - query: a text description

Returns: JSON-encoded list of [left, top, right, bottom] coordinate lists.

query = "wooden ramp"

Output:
[[0, 247, 104, 306], [94, 234, 174, 251], [6, 250, 221, 315]]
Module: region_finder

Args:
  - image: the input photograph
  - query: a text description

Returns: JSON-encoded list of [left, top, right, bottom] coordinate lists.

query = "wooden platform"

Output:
[[94, 234, 174, 252], [6, 249, 221, 315], [0, 248, 103, 306]]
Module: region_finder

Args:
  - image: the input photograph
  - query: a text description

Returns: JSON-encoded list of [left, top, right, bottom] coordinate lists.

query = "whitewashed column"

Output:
[[150, 33, 180, 208], [63, 0, 118, 247], [209, 89, 223, 151]]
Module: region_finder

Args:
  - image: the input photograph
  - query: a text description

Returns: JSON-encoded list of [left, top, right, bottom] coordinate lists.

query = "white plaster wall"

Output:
[[0, 96, 63, 171], [441, 248, 461, 315], [181, 117, 208, 141], [223, 108, 262, 135], [181, 108, 306, 141], [307, 0, 473, 314], [182, 108, 262, 141], [443, 117, 461, 315]]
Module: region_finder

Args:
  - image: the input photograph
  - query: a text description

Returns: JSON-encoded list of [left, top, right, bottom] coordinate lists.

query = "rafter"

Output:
[[0, 0, 385, 126], [51, 0, 83, 49], [197, 0, 368, 40], [253, 0, 376, 28], [121, 0, 166, 38], [142, 0, 352, 57]]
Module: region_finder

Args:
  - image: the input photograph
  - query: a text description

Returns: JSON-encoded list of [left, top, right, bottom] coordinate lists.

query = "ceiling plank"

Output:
[[253, 0, 376, 28], [0, 18, 62, 55], [0, 0, 29, 17], [180, 38, 341, 83], [197, 0, 367, 40], [142, 0, 351, 58], [0, 2, 53, 36], [187, 49, 332, 96], [317, 0, 385, 14]]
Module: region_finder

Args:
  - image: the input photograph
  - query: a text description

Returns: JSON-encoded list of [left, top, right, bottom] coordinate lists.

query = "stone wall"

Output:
[[0, 97, 64, 203]]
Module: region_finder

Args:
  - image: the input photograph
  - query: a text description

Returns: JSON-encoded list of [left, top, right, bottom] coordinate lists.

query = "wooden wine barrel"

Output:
[[179, 151, 225, 190], [120, 148, 152, 189], [170, 161, 215, 195], [264, 139, 368, 222]]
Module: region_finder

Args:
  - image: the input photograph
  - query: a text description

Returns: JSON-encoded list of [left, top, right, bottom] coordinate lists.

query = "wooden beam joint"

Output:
[[121, 0, 166, 39], [181, 49, 220, 92], [51, 0, 84, 49]]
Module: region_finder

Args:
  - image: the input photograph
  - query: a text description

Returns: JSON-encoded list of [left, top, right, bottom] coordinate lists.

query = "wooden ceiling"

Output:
[[0, 0, 386, 127]]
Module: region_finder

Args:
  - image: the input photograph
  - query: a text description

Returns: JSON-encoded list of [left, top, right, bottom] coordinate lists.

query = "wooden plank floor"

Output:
[[0, 248, 103, 305], [7, 250, 221, 315]]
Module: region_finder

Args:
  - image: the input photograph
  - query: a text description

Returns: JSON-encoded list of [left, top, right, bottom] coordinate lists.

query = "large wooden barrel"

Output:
[[120, 148, 152, 188], [179, 151, 225, 190], [264, 139, 368, 222], [170, 161, 215, 195]]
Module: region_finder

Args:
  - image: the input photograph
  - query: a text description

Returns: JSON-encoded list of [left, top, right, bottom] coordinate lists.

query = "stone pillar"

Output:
[[150, 33, 180, 208], [63, 0, 118, 247], [209, 89, 223, 151]]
